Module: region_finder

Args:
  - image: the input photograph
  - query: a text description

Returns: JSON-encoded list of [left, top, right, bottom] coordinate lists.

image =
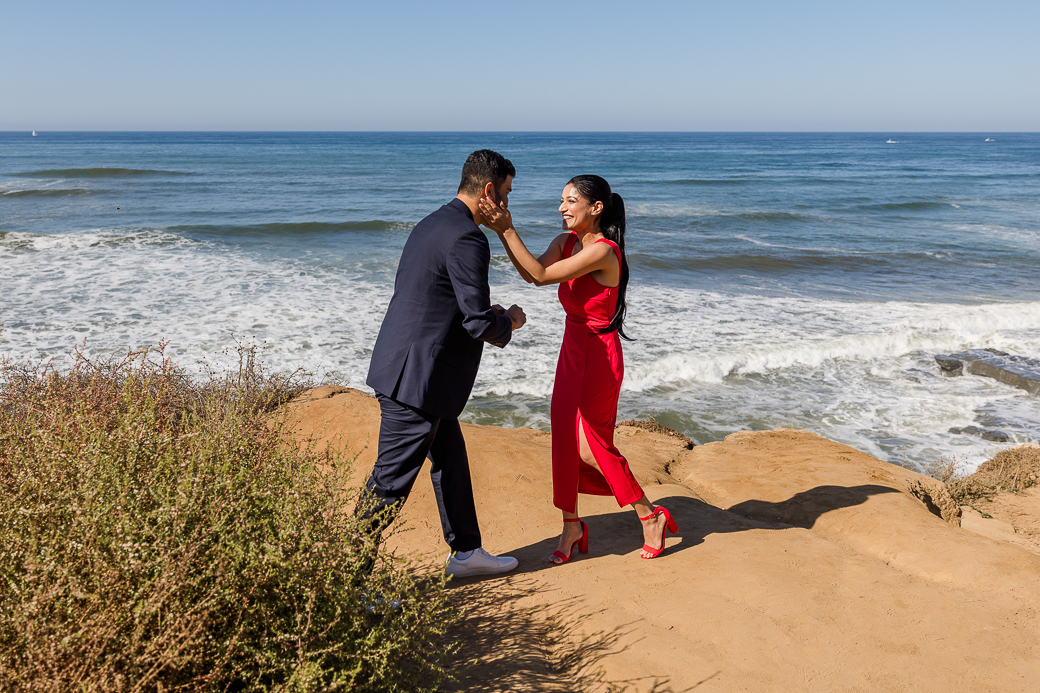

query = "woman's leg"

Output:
[[576, 415, 604, 475], [579, 424, 667, 558], [631, 495, 667, 559], [550, 503, 586, 563], [549, 419, 600, 562]]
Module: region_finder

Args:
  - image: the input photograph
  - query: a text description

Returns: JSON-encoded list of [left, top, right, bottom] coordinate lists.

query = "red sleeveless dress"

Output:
[[551, 233, 644, 514]]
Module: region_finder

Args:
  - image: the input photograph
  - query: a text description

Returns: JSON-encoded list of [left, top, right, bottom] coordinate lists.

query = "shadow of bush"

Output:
[[444, 576, 680, 693]]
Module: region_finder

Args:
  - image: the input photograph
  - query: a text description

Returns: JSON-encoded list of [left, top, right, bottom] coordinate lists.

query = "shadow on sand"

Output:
[[441, 484, 899, 691], [494, 484, 902, 575], [444, 576, 679, 693]]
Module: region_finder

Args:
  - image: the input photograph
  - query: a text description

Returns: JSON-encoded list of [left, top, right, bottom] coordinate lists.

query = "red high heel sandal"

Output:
[[638, 506, 678, 559], [550, 518, 589, 564]]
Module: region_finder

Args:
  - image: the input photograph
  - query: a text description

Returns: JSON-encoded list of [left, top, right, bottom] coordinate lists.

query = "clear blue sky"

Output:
[[3, 0, 1037, 131]]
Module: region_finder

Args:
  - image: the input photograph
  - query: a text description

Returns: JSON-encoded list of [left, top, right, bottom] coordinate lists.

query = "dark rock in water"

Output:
[[934, 348, 1040, 395], [948, 425, 1012, 443], [935, 355, 963, 376]]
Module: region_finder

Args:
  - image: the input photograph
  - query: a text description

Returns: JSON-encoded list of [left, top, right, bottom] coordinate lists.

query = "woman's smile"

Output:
[[559, 183, 599, 232]]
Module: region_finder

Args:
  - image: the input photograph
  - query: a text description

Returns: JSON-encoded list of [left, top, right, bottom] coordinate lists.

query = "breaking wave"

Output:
[[168, 221, 413, 237], [16, 168, 190, 178], [1, 188, 93, 197]]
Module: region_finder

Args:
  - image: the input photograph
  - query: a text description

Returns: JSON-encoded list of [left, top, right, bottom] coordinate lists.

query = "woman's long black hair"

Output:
[[568, 174, 633, 341]]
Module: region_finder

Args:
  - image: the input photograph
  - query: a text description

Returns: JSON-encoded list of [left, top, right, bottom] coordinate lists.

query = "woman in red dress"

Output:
[[479, 175, 678, 563]]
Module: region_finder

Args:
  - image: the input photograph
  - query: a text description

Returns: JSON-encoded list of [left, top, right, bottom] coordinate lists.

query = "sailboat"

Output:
[[31, 129, 37, 136]]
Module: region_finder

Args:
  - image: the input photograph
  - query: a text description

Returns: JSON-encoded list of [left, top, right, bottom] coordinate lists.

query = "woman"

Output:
[[478, 175, 678, 563]]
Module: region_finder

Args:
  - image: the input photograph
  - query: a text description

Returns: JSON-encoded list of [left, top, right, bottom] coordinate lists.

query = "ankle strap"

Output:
[[563, 518, 582, 523], [638, 507, 660, 522]]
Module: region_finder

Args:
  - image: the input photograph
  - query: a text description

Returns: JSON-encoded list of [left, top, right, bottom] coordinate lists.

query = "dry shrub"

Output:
[[970, 444, 1040, 493], [922, 456, 985, 507], [924, 456, 962, 486], [616, 419, 694, 449], [0, 344, 457, 692], [928, 445, 1040, 506]]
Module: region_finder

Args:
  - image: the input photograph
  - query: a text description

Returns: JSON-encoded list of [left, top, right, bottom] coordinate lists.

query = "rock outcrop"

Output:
[[936, 348, 1040, 395], [948, 425, 1012, 442], [285, 388, 1040, 693], [906, 477, 963, 524]]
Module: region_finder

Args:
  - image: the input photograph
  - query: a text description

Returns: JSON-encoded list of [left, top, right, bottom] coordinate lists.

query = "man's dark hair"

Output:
[[458, 149, 515, 196]]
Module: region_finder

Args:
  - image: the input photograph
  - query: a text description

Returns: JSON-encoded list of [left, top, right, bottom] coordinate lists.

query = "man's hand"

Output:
[[491, 304, 506, 316], [506, 304, 526, 331]]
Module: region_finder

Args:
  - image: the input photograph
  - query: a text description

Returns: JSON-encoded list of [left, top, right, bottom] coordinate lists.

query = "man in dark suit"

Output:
[[365, 149, 526, 578]]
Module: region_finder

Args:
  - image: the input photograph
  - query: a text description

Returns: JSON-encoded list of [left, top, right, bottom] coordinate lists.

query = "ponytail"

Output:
[[566, 176, 633, 341]]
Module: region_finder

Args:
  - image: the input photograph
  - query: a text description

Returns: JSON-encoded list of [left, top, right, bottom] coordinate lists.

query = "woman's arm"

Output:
[[506, 230, 614, 286], [500, 231, 572, 285], [497, 229, 539, 284], [480, 196, 615, 286], [479, 197, 568, 285]]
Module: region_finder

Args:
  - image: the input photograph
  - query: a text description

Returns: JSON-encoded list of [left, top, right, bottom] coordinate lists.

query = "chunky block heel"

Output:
[[638, 507, 677, 559], [550, 518, 589, 564]]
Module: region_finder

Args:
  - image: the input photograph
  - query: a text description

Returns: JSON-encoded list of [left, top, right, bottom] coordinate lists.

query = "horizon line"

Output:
[[3, 129, 1038, 134]]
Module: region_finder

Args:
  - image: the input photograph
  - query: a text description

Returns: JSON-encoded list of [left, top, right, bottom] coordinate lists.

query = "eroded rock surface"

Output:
[[284, 389, 1040, 693], [906, 477, 963, 525]]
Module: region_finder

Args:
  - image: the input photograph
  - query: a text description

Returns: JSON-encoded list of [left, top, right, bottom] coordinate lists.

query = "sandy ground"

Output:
[[962, 487, 1040, 555], [286, 387, 1040, 693]]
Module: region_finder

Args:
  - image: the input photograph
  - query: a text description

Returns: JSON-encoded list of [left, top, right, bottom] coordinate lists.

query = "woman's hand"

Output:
[[478, 196, 514, 234]]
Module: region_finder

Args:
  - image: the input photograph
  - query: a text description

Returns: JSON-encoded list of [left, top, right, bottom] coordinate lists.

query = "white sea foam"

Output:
[[732, 234, 876, 254], [0, 229, 392, 380], [623, 299, 1040, 391], [2, 233, 1037, 472], [474, 275, 1040, 470], [627, 202, 722, 218]]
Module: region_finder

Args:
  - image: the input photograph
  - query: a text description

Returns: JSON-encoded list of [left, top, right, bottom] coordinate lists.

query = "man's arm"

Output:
[[446, 230, 521, 348]]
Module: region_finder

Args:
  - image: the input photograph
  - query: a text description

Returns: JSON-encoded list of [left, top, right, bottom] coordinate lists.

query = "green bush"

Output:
[[0, 345, 458, 692]]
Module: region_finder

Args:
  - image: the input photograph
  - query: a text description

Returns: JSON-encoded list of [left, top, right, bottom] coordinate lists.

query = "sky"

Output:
[[2, 0, 1037, 131]]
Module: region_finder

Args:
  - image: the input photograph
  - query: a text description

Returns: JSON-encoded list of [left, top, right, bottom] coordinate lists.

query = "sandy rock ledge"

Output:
[[286, 388, 1040, 693]]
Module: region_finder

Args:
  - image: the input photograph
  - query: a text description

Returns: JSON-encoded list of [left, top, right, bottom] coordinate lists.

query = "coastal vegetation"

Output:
[[927, 445, 1040, 505], [0, 344, 458, 692]]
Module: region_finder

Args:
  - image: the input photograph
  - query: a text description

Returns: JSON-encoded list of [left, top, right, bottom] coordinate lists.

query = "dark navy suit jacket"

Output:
[[367, 198, 513, 420]]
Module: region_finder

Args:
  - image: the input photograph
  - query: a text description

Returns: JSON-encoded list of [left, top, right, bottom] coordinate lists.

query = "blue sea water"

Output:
[[2, 131, 1039, 471]]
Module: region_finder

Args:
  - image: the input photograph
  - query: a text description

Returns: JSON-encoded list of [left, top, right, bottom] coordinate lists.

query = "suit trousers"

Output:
[[365, 393, 482, 552]]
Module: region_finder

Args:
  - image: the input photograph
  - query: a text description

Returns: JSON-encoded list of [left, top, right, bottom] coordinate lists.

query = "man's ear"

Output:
[[483, 181, 495, 199]]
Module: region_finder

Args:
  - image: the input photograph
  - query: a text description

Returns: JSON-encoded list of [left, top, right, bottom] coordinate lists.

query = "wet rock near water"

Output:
[[935, 348, 1040, 396], [934, 355, 965, 375], [948, 425, 1012, 443]]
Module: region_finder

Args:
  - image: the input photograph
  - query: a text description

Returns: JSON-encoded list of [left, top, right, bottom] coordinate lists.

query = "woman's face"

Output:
[[559, 184, 602, 233]]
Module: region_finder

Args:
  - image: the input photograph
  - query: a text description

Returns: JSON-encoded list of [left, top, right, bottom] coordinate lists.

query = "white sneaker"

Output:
[[444, 547, 518, 578]]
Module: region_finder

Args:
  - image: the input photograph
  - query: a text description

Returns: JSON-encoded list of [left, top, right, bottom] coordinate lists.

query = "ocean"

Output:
[[2, 131, 1039, 472]]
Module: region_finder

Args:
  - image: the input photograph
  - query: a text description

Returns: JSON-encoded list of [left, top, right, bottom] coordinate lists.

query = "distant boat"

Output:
[[985, 137, 995, 142], [886, 139, 898, 143], [31, 129, 37, 136]]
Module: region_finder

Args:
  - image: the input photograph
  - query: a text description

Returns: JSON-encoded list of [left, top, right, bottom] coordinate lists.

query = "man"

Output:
[[365, 149, 526, 578]]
